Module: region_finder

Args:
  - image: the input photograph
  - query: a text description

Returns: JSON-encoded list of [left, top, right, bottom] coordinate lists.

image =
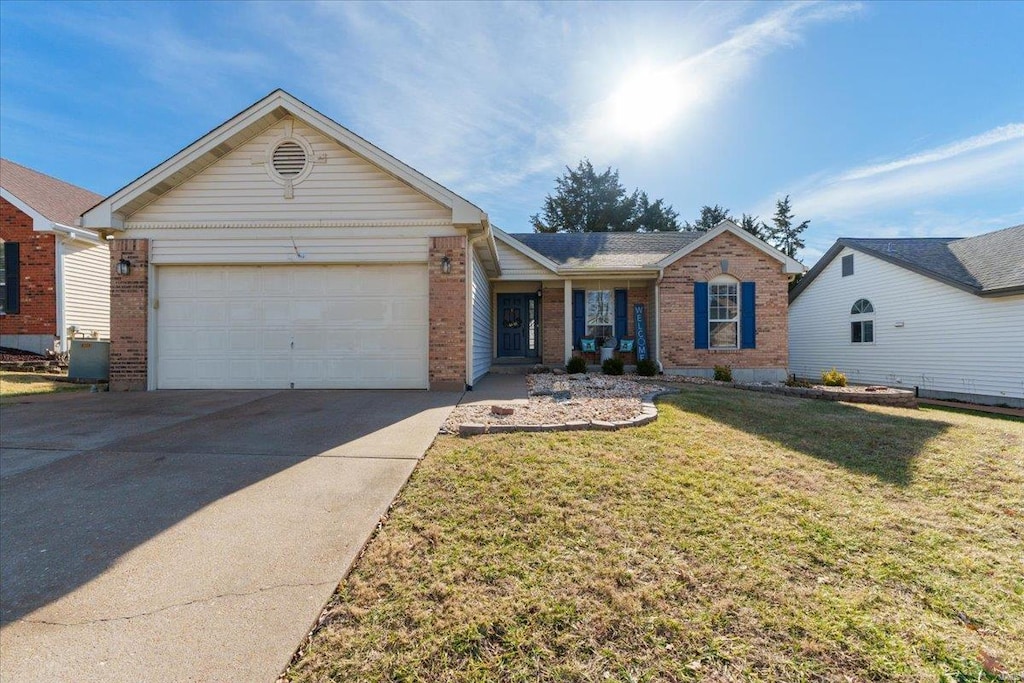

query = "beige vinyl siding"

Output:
[[128, 119, 449, 223], [149, 235, 429, 265], [494, 239, 556, 279], [789, 247, 1024, 405], [471, 248, 492, 382], [62, 240, 110, 339]]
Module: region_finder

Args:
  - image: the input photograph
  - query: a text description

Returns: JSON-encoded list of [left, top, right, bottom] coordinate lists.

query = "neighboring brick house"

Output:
[[81, 89, 802, 391], [1, 159, 108, 354]]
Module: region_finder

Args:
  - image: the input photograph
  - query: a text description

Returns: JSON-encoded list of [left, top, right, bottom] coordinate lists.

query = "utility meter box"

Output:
[[68, 340, 110, 381]]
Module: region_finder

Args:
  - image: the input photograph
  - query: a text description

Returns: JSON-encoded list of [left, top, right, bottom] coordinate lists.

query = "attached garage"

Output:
[[155, 264, 428, 389], [81, 90, 499, 392]]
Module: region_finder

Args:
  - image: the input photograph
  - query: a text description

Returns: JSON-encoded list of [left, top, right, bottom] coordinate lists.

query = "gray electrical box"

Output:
[[68, 340, 110, 381]]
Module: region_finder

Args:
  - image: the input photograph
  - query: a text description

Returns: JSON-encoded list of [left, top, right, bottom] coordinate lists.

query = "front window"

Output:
[[709, 279, 739, 349], [585, 290, 613, 340], [850, 298, 874, 343]]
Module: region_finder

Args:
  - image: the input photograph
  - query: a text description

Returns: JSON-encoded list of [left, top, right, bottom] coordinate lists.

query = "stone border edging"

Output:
[[457, 389, 679, 437], [738, 382, 917, 408]]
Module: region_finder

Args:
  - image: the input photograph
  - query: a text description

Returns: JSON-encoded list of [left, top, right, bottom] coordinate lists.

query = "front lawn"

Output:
[[0, 371, 89, 399], [286, 386, 1023, 682]]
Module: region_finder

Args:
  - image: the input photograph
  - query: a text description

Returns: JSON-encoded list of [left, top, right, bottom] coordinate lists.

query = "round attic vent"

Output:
[[271, 141, 307, 178]]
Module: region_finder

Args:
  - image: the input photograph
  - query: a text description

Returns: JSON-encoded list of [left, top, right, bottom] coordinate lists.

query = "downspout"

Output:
[[54, 235, 69, 354], [654, 267, 664, 373], [465, 231, 489, 390]]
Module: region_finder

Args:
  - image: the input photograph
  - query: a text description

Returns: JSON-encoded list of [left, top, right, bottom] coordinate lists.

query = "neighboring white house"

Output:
[[1, 159, 109, 354], [788, 225, 1024, 407]]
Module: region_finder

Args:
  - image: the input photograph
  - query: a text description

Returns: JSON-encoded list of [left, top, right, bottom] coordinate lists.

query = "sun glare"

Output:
[[606, 64, 685, 141]]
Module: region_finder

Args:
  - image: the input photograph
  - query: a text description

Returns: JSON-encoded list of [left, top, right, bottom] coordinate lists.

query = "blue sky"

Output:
[[1, 1, 1021, 262]]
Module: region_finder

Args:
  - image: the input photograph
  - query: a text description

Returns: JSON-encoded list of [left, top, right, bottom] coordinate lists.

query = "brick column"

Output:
[[540, 285, 564, 366], [109, 239, 149, 391], [428, 236, 466, 391]]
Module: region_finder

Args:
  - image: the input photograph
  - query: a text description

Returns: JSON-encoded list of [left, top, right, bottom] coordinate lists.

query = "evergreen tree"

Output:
[[739, 213, 768, 240], [768, 195, 809, 257], [683, 204, 733, 232], [531, 160, 679, 233]]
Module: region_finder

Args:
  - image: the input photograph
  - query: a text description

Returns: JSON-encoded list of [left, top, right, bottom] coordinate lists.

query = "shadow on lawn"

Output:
[[665, 385, 953, 487]]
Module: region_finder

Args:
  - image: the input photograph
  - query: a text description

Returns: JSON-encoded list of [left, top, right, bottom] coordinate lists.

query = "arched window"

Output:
[[850, 298, 874, 343], [709, 275, 740, 349]]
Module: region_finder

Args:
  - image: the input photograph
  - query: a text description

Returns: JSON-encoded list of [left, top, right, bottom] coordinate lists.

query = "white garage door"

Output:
[[155, 265, 428, 389]]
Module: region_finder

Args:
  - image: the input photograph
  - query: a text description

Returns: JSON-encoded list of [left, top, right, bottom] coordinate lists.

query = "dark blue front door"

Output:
[[497, 294, 538, 357]]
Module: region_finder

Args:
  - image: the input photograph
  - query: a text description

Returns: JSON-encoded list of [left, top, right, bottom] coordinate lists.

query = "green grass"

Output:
[[286, 385, 1024, 682], [0, 371, 89, 399]]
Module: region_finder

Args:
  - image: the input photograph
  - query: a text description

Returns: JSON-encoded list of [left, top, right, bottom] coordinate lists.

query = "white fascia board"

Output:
[[654, 220, 806, 274], [492, 227, 561, 273], [558, 267, 660, 278]]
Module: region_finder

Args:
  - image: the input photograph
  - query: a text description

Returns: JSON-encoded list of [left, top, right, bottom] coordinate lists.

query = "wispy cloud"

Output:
[[790, 124, 1024, 219], [838, 123, 1024, 181]]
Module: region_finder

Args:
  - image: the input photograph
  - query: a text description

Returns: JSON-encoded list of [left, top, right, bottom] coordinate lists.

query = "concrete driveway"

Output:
[[0, 388, 461, 682]]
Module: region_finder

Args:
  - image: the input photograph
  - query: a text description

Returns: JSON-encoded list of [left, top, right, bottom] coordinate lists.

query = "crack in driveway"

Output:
[[12, 579, 338, 628]]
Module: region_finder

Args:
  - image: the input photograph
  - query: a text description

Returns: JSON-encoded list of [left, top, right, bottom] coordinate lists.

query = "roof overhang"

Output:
[[1, 187, 103, 244], [493, 227, 562, 274], [655, 220, 806, 274], [81, 89, 488, 230]]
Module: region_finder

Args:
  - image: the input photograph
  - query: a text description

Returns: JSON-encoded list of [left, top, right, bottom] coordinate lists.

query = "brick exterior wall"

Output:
[[428, 236, 467, 390], [0, 197, 57, 336], [540, 285, 564, 365], [659, 231, 789, 370], [109, 239, 149, 391]]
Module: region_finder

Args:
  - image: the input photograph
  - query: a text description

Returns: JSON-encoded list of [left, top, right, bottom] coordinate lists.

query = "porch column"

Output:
[[563, 278, 572, 363]]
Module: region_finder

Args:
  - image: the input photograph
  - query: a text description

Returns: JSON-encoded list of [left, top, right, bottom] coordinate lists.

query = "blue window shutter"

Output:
[[741, 281, 756, 349], [572, 290, 585, 349], [4, 242, 20, 314], [614, 288, 628, 340], [694, 282, 709, 349]]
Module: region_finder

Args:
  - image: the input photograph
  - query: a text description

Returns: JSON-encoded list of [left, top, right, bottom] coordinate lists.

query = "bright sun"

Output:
[[606, 64, 685, 141]]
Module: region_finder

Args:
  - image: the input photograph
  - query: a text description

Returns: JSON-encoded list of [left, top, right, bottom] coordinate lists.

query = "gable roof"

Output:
[[498, 220, 805, 275], [508, 230, 697, 270], [81, 89, 488, 229], [1, 158, 103, 227], [790, 224, 1024, 301]]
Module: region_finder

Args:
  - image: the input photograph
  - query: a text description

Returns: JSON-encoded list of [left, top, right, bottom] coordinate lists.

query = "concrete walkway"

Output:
[[460, 373, 530, 406], [0, 388, 461, 682]]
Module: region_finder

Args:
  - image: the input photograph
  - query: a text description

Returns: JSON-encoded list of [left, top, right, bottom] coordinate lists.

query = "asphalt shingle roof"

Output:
[[508, 232, 698, 269], [0, 158, 103, 226], [792, 224, 1024, 300]]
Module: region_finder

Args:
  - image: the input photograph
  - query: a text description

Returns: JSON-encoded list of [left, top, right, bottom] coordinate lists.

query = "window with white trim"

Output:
[[850, 298, 874, 343], [709, 276, 739, 349], [585, 290, 613, 340]]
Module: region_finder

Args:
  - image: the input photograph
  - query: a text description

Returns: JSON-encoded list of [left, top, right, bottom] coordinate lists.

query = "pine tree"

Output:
[[739, 213, 768, 240], [683, 204, 733, 232], [768, 195, 809, 257], [531, 160, 679, 233]]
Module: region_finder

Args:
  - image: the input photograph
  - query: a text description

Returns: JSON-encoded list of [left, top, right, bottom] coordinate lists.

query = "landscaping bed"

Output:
[[654, 374, 918, 408]]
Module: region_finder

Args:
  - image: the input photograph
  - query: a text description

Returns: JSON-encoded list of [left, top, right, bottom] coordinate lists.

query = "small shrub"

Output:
[[785, 374, 813, 388], [713, 364, 733, 382], [821, 367, 847, 387], [635, 358, 658, 376], [602, 357, 625, 376], [566, 356, 587, 374]]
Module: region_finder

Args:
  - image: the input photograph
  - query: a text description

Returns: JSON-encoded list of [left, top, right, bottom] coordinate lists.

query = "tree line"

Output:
[[531, 159, 808, 258]]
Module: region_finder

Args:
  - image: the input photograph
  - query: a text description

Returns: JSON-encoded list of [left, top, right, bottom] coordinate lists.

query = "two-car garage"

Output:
[[154, 264, 429, 389]]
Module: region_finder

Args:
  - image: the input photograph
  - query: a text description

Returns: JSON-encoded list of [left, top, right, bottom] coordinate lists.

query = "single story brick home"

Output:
[[81, 90, 804, 391], [789, 225, 1024, 407], [1, 159, 109, 354]]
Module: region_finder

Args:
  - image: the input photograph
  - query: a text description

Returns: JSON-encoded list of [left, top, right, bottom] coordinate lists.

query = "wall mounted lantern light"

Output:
[[440, 255, 452, 275], [116, 257, 131, 276], [536, 289, 543, 298]]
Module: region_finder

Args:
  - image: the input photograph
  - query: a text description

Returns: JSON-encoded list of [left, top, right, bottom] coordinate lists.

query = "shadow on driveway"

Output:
[[0, 389, 458, 627]]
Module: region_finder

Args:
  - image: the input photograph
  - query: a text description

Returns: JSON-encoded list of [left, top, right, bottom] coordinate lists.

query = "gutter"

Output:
[[51, 222, 103, 245]]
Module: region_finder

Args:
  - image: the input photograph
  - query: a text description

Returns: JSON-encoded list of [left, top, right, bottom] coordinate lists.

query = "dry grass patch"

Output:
[[285, 386, 1024, 682], [0, 371, 88, 399]]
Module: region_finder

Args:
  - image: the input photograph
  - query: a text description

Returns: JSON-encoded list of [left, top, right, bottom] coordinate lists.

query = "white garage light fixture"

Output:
[[441, 255, 452, 274]]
